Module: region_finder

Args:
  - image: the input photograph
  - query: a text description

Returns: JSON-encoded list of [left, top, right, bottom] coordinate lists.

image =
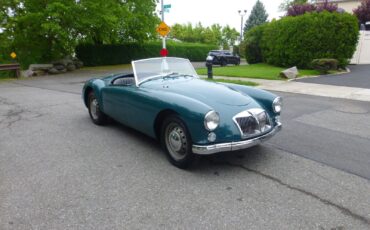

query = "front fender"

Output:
[[150, 91, 214, 144], [82, 79, 106, 109], [221, 83, 280, 116]]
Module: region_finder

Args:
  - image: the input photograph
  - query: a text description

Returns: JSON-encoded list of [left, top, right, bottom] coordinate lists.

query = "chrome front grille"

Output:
[[235, 116, 258, 135], [233, 108, 272, 138]]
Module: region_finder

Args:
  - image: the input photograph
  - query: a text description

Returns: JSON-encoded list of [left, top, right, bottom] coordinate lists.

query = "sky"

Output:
[[156, 0, 286, 31]]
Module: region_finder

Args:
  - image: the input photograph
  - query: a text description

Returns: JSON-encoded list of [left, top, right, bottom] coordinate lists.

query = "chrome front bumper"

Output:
[[192, 123, 282, 155]]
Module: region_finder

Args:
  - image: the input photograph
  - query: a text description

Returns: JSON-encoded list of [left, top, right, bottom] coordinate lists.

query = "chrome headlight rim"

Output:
[[204, 110, 220, 131], [272, 97, 282, 113]]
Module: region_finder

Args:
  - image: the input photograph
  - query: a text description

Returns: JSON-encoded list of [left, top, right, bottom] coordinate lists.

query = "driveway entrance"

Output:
[[296, 64, 370, 89]]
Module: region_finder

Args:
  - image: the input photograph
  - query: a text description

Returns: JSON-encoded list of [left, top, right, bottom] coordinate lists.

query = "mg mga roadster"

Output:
[[82, 57, 282, 168]]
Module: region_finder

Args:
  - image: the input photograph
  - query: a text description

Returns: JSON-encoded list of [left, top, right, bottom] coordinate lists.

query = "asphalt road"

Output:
[[296, 64, 370, 89], [1, 71, 370, 229], [270, 92, 370, 180]]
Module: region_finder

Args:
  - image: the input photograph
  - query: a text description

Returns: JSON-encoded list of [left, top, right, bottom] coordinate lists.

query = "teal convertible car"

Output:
[[82, 57, 282, 168]]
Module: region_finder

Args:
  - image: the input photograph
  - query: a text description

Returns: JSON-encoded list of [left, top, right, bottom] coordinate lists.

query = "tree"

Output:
[[221, 26, 239, 49], [169, 23, 238, 47], [1, 0, 78, 66], [353, 0, 370, 25], [0, 0, 159, 67], [279, 0, 309, 12], [244, 0, 268, 32], [0, 1, 12, 63]]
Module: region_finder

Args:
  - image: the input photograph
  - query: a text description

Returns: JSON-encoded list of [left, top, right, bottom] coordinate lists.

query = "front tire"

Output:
[[88, 91, 108, 125], [160, 115, 197, 169]]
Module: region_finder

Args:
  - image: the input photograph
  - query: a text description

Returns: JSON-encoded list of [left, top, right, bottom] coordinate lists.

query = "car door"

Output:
[[101, 85, 132, 124], [102, 84, 159, 136]]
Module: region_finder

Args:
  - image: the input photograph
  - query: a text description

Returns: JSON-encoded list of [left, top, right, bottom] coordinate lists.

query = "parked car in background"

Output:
[[207, 50, 241, 66], [82, 57, 282, 168]]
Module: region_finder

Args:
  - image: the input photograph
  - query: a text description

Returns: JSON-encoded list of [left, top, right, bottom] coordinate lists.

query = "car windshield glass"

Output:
[[132, 57, 198, 86]]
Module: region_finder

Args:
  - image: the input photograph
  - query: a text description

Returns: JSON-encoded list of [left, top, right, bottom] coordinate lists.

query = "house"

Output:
[[316, 0, 362, 13]]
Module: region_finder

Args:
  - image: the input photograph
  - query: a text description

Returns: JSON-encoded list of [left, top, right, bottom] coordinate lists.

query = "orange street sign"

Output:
[[156, 21, 170, 37], [10, 52, 17, 59]]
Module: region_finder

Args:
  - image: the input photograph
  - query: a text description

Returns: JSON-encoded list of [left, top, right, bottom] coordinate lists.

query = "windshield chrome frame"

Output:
[[132, 57, 199, 87]]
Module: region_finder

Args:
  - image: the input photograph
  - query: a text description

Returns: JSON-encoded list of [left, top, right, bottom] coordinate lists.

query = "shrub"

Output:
[[311, 58, 339, 74], [261, 12, 359, 69], [287, 0, 338, 16], [353, 0, 370, 25], [287, 4, 317, 16], [316, 0, 338, 13], [76, 41, 217, 66], [244, 24, 266, 64]]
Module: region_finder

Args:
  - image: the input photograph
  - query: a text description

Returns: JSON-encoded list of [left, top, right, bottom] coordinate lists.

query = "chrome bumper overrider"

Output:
[[192, 123, 282, 155]]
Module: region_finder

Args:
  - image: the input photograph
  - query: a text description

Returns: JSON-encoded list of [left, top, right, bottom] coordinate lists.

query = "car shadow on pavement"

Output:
[[98, 118, 268, 172], [198, 146, 267, 169]]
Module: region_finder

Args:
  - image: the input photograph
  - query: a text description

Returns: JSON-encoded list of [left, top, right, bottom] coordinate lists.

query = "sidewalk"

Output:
[[203, 76, 370, 102]]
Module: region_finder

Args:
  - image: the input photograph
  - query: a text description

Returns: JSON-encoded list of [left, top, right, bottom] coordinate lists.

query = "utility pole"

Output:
[[238, 10, 247, 42]]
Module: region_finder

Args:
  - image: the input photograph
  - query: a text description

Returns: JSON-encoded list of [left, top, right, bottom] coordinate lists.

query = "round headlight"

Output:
[[273, 97, 283, 113], [204, 111, 220, 131]]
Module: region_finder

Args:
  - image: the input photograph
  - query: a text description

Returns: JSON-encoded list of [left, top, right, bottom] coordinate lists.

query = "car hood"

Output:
[[141, 77, 253, 107]]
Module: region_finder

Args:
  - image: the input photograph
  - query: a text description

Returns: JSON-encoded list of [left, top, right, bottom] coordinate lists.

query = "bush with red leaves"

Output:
[[353, 0, 370, 24], [287, 0, 338, 16], [316, 0, 338, 12], [287, 4, 317, 16]]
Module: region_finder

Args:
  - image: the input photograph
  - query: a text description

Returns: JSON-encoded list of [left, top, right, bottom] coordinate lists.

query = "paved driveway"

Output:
[[296, 65, 370, 89]]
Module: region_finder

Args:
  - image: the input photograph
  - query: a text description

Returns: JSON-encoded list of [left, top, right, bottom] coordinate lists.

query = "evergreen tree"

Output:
[[244, 0, 269, 32]]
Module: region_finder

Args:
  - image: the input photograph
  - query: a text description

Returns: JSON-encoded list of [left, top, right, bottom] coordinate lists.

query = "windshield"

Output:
[[132, 57, 198, 86]]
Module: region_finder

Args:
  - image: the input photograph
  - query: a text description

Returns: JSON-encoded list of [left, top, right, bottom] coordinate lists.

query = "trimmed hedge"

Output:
[[76, 41, 217, 66], [261, 12, 359, 68], [244, 12, 359, 68], [244, 24, 266, 64]]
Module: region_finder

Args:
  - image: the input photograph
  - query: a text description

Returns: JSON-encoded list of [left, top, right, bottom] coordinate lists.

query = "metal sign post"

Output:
[[161, 0, 166, 49], [157, 0, 171, 57]]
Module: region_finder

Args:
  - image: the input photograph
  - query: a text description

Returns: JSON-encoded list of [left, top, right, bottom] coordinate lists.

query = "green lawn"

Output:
[[197, 63, 321, 80], [204, 78, 258, 87]]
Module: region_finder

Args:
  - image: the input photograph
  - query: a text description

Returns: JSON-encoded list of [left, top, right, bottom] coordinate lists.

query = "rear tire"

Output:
[[88, 91, 108, 125], [160, 115, 197, 169]]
